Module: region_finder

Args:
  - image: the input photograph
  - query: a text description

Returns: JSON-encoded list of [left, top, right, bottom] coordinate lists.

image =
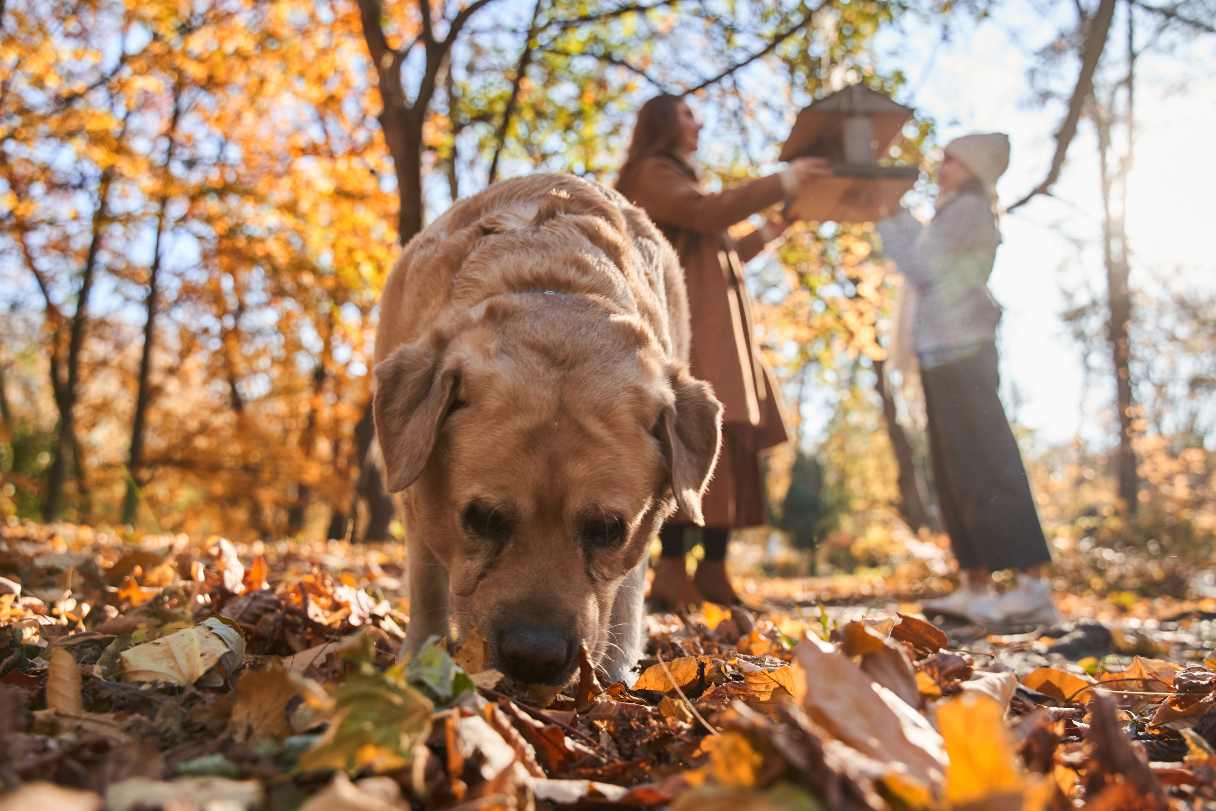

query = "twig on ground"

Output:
[[656, 650, 718, 736]]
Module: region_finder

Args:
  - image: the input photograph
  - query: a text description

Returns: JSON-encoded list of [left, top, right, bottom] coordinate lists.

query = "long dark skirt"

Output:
[[920, 342, 1051, 572]]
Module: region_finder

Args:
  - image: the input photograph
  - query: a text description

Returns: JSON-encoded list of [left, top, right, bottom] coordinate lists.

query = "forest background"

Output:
[[2, 0, 1214, 599]]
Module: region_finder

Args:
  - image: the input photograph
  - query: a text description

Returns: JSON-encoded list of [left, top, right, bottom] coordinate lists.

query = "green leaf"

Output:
[[296, 636, 434, 775], [406, 636, 474, 706]]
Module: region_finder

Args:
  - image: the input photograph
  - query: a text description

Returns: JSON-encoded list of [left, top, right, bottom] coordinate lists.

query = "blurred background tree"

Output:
[[2, 0, 1213, 599]]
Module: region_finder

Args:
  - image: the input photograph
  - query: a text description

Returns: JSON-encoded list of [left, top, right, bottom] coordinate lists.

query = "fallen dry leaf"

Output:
[[892, 613, 948, 654], [634, 655, 702, 693], [1021, 667, 1095, 704], [939, 692, 1027, 806], [793, 634, 945, 793], [120, 617, 245, 685], [105, 777, 263, 811], [297, 773, 405, 811], [0, 783, 101, 811], [960, 670, 1019, 711], [230, 664, 299, 742], [46, 646, 82, 715]]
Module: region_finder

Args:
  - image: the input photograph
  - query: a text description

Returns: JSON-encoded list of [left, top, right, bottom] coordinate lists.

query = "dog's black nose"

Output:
[[495, 624, 577, 685]]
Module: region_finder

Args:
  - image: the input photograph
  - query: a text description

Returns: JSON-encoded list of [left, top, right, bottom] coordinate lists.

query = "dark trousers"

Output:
[[659, 524, 728, 561], [920, 342, 1051, 572]]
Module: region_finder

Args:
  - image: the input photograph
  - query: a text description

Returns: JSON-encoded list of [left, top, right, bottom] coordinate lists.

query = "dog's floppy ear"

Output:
[[655, 366, 723, 525], [373, 339, 461, 493]]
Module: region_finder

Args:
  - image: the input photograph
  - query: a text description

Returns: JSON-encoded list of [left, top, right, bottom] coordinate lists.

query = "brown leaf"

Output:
[[793, 635, 945, 792], [859, 643, 920, 710], [104, 550, 168, 586], [1086, 691, 1169, 808], [840, 621, 887, 656], [451, 627, 489, 675], [230, 664, 299, 742], [891, 613, 948, 654], [46, 646, 83, 715], [575, 644, 602, 711]]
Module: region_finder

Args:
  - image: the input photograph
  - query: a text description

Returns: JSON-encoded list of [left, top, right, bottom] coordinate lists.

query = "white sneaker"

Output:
[[923, 586, 995, 620], [969, 577, 1060, 628]]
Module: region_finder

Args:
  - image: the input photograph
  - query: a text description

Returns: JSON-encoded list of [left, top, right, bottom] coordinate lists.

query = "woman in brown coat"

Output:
[[617, 94, 828, 607]]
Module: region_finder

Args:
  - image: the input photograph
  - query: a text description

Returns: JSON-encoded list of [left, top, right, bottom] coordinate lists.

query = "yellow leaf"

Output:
[[1021, 667, 1094, 704], [916, 671, 942, 698], [117, 575, 159, 607], [882, 772, 934, 809], [700, 732, 762, 789], [737, 629, 775, 657], [741, 665, 798, 702], [634, 656, 701, 693], [701, 602, 730, 631], [938, 693, 1023, 806], [46, 647, 83, 715]]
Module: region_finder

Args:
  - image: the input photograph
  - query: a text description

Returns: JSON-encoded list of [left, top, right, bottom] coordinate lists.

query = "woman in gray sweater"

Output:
[[878, 133, 1058, 628]]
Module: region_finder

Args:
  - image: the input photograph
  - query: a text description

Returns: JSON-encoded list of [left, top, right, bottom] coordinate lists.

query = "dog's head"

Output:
[[374, 293, 721, 687]]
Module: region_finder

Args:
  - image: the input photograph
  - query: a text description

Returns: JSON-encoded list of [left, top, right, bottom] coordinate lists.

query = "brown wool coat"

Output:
[[619, 154, 789, 528]]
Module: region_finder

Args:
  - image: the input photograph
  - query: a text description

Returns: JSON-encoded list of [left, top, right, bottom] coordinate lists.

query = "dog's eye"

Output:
[[461, 501, 513, 542], [577, 510, 626, 549]]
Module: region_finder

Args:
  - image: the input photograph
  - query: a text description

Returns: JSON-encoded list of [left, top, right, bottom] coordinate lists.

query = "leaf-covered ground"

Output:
[[1, 521, 1214, 810]]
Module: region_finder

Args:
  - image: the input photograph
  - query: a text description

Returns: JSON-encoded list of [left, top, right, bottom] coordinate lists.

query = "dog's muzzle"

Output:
[[493, 621, 578, 685]]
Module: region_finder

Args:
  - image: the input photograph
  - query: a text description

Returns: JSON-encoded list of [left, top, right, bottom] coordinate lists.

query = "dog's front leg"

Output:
[[402, 536, 451, 656], [601, 557, 647, 686]]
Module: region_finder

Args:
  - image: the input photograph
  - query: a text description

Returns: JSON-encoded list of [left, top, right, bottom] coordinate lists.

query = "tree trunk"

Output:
[[354, 109, 425, 541], [1091, 18, 1139, 514], [874, 359, 938, 533], [355, 402, 396, 541], [123, 91, 183, 524], [0, 363, 12, 436], [287, 331, 331, 536], [381, 107, 425, 246], [45, 169, 112, 519]]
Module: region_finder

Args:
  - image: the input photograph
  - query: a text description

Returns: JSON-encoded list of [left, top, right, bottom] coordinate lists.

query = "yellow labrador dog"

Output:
[[374, 174, 722, 688]]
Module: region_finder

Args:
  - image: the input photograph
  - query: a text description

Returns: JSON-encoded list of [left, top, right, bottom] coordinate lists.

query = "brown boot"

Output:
[[693, 560, 742, 606], [649, 557, 704, 610]]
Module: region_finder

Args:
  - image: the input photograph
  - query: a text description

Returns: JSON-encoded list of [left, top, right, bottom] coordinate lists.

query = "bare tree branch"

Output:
[[545, 0, 673, 30], [417, 0, 502, 113], [681, 4, 823, 96], [541, 44, 669, 91], [418, 0, 435, 44], [356, 0, 408, 112], [1130, 0, 1216, 34], [1006, 0, 1117, 213], [488, 0, 546, 184]]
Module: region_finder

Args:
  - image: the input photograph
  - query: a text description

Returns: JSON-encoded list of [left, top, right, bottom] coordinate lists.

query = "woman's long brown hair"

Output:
[[616, 94, 693, 193]]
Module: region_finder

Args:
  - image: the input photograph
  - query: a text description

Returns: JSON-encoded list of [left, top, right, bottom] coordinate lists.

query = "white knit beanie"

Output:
[[944, 132, 1010, 198]]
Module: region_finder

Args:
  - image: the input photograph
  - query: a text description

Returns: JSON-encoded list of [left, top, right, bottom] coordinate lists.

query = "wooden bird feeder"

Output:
[[780, 83, 919, 222]]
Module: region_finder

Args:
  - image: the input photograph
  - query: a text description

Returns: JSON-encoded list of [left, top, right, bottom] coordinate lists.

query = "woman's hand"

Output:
[[789, 156, 831, 183], [780, 156, 831, 197], [761, 213, 793, 242]]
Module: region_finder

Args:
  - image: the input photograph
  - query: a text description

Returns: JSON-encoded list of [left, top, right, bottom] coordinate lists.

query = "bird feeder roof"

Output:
[[780, 84, 914, 162]]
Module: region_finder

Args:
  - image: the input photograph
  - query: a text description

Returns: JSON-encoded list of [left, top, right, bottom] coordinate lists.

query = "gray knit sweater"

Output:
[[877, 191, 1003, 367]]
